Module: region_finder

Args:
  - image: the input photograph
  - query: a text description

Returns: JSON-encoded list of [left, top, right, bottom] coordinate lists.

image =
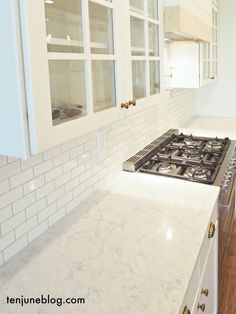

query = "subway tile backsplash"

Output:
[[0, 90, 194, 265]]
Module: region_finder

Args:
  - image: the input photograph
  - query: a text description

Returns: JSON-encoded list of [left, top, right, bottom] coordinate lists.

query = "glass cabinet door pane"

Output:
[[92, 61, 116, 112], [149, 23, 159, 56], [132, 61, 146, 99], [149, 61, 160, 95], [148, 0, 158, 19], [89, 2, 114, 54], [130, 17, 145, 56], [45, 0, 83, 53], [49, 61, 86, 126], [130, 0, 144, 14], [203, 61, 206, 80]]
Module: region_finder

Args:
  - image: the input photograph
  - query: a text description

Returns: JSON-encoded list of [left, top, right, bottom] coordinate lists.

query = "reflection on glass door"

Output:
[[49, 61, 86, 126], [129, 0, 160, 99]]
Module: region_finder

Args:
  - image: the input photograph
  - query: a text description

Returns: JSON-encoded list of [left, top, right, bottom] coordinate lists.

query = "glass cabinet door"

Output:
[[211, 6, 218, 79], [44, 0, 117, 126], [129, 0, 160, 100]]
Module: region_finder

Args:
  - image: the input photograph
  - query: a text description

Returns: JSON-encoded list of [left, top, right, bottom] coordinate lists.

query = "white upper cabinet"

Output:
[[164, 0, 212, 41], [123, 0, 162, 111], [1, 0, 163, 158], [166, 0, 218, 89], [20, 0, 125, 155]]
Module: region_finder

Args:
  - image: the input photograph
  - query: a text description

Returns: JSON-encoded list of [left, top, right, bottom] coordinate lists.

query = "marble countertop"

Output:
[[180, 115, 236, 140], [0, 172, 220, 314]]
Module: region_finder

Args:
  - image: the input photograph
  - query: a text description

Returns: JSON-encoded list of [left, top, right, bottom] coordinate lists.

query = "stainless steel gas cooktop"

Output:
[[123, 129, 231, 184]]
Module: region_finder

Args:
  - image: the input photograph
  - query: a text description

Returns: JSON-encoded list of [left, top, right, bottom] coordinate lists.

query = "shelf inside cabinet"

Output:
[[47, 37, 108, 49]]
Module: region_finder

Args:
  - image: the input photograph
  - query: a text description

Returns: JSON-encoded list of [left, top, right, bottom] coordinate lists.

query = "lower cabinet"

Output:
[[191, 224, 218, 314], [180, 206, 218, 314]]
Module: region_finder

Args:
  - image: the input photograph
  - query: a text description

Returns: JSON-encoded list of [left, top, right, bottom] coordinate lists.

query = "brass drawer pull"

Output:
[[182, 306, 191, 314], [197, 303, 205, 312], [121, 102, 129, 109], [208, 222, 216, 238], [201, 289, 209, 297], [129, 99, 136, 107]]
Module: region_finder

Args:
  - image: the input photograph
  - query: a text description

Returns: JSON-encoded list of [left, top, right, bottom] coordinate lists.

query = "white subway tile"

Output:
[[38, 203, 57, 223], [0, 156, 7, 167], [47, 187, 64, 205], [34, 160, 53, 177], [70, 145, 84, 159], [81, 188, 93, 203], [65, 195, 81, 214], [86, 173, 99, 189], [0, 179, 10, 196], [49, 208, 65, 227], [15, 216, 37, 239], [84, 138, 97, 152], [0, 161, 21, 180], [63, 159, 78, 173], [61, 139, 77, 152], [73, 183, 86, 197], [1, 212, 25, 235], [77, 133, 90, 145], [23, 176, 45, 195], [0, 252, 3, 266], [7, 156, 19, 163], [57, 192, 73, 209], [78, 152, 92, 165], [36, 181, 55, 200], [26, 198, 47, 219], [12, 193, 35, 215], [0, 231, 15, 251], [71, 165, 86, 178], [10, 168, 34, 189], [55, 172, 71, 189], [53, 151, 70, 167], [28, 220, 48, 243], [21, 154, 43, 170], [43, 146, 61, 160], [0, 187, 23, 210], [0, 206, 12, 224], [79, 169, 92, 183], [64, 177, 79, 193], [45, 166, 63, 183], [3, 235, 28, 262]]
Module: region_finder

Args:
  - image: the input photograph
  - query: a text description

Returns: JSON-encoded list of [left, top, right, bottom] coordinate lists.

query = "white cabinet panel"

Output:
[[19, 0, 125, 155], [0, 0, 29, 159], [1, 0, 163, 158], [180, 205, 218, 314], [168, 42, 201, 88]]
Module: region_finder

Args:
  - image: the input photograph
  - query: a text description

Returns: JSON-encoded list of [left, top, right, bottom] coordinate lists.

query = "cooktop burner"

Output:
[[123, 130, 231, 184]]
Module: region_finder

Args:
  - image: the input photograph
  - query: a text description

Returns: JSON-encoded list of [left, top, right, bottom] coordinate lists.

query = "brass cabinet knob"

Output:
[[201, 289, 209, 297], [182, 306, 191, 314], [197, 303, 205, 312], [208, 222, 216, 238], [121, 102, 130, 109], [129, 99, 136, 107]]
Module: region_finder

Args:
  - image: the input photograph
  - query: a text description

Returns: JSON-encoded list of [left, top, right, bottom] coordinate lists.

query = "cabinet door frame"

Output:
[[19, 0, 126, 154], [121, 0, 164, 117]]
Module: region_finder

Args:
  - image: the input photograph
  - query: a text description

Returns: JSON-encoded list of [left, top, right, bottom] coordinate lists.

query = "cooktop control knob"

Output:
[[221, 184, 229, 191], [226, 171, 233, 178]]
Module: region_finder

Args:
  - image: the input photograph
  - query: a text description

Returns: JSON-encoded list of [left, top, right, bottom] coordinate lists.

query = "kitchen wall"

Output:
[[195, 0, 236, 117], [0, 89, 194, 266]]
